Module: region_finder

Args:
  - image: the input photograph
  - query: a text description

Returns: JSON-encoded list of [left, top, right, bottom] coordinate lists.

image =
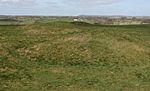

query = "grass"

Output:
[[0, 21, 150, 91]]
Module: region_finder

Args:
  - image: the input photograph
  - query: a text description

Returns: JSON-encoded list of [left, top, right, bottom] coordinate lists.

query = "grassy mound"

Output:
[[0, 21, 150, 91]]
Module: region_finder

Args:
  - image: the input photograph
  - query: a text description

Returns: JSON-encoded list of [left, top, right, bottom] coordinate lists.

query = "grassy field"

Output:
[[0, 21, 150, 91]]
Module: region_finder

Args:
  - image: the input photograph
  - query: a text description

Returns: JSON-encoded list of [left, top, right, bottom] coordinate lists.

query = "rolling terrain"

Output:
[[0, 21, 150, 91]]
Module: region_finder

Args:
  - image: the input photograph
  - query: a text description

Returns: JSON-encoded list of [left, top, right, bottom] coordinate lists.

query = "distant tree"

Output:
[[121, 17, 127, 20], [142, 19, 150, 24], [132, 17, 137, 20]]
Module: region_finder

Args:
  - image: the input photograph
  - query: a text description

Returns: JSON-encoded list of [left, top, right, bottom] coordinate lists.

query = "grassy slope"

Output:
[[0, 22, 150, 91]]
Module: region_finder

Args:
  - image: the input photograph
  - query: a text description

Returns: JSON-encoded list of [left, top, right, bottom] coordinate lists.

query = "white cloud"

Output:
[[61, 0, 120, 5], [0, 0, 121, 8], [47, 0, 121, 9], [0, 0, 36, 6]]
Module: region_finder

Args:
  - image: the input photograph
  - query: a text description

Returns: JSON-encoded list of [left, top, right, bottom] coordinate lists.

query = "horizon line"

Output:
[[0, 14, 150, 17]]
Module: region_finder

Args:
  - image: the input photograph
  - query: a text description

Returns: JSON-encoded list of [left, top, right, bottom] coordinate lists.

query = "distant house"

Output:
[[73, 18, 83, 22], [73, 19, 78, 21]]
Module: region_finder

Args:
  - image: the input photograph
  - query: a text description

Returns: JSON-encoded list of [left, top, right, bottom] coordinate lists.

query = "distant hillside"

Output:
[[0, 15, 150, 25]]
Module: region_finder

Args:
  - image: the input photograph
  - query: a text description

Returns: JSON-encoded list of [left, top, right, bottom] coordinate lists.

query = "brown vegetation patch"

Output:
[[63, 34, 91, 43], [112, 41, 147, 53], [0, 44, 8, 56], [60, 29, 81, 34]]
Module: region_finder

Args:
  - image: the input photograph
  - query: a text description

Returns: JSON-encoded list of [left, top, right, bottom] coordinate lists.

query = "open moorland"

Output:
[[0, 21, 150, 91]]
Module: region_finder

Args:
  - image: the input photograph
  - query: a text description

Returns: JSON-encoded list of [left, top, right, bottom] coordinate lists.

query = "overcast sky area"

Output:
[[0, 0, 150, 16]]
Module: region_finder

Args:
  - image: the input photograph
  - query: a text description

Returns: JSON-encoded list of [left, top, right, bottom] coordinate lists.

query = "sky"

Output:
[[0, 0, 150, 16]]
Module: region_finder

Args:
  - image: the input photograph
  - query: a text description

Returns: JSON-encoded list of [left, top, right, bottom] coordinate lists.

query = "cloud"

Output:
[[0, 0, 36, 6], [61, 0, 120, 6], [0, 0, 120, 7], [46, 0, 121, 9], [0, 0, 121, 9]]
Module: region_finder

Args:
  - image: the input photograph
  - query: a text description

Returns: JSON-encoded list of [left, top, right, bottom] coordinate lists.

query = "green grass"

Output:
[[0, 21, 150, 91]]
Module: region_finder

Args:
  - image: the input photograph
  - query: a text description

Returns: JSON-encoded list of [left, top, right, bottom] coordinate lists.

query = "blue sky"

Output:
[[0, 0, 150, 16]]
